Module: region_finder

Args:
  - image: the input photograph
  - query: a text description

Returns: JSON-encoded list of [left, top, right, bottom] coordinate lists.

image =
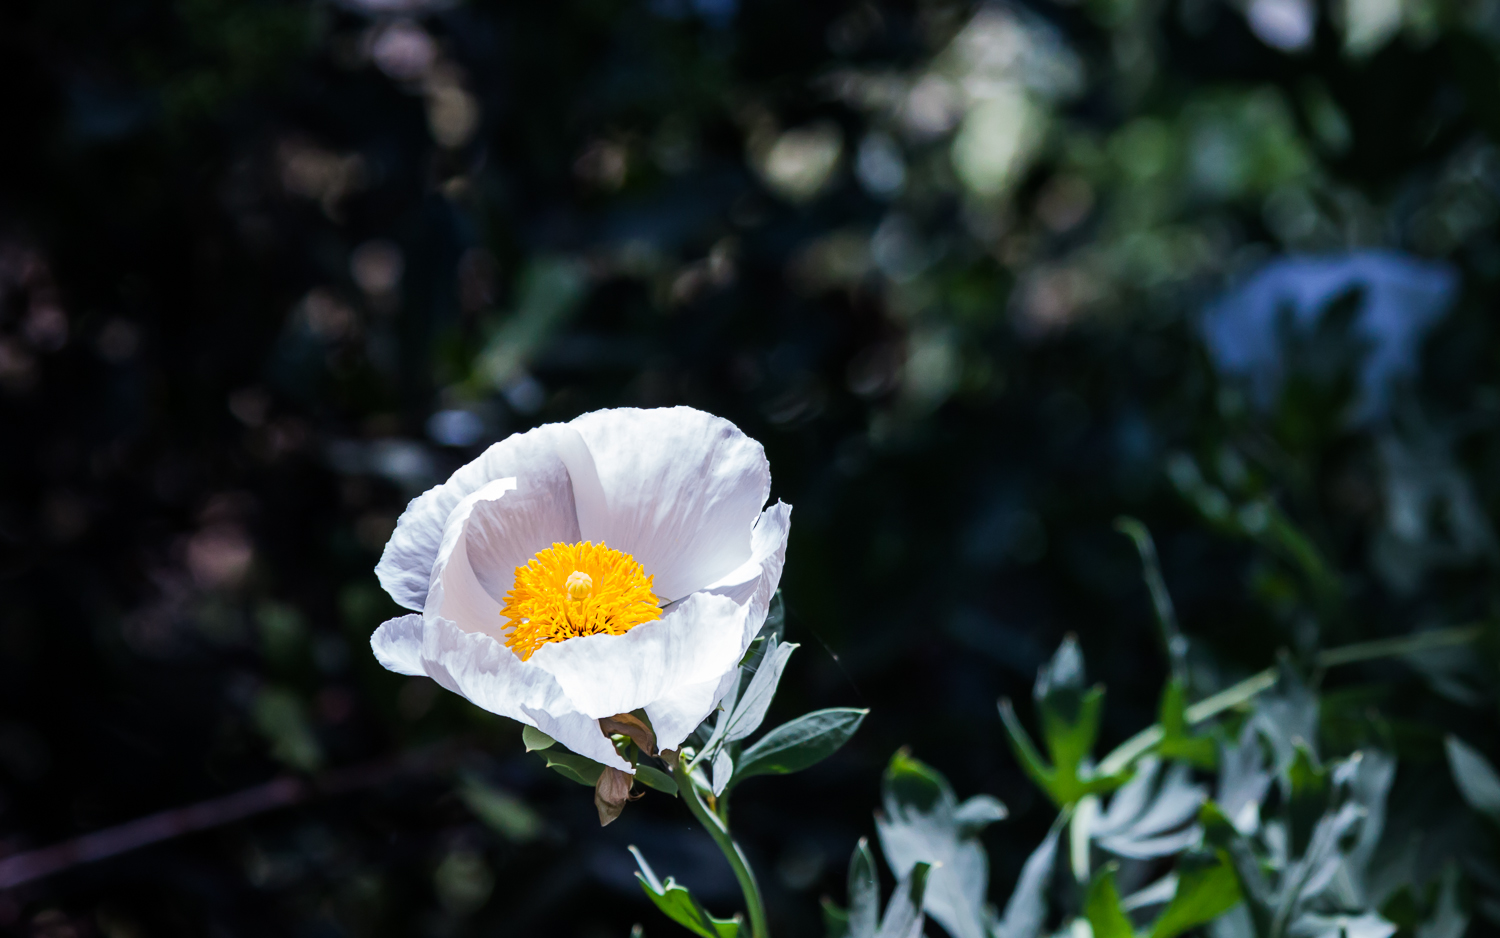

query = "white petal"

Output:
[[416, 615, 631, 770], [425, 472, 583, 636], [566, 407, 771, 600], [702, 501, 792, 647], [645, 669, 740, 753], [424, 478, 514, 640], [522, 706, 630, 771], [528, 591, 749, 720], [371, 613, 425, 675], [374, 422, 580, 611]]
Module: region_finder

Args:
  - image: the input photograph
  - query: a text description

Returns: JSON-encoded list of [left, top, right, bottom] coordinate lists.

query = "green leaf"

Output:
[[732, 708, 868, 788], [999, 696, 1130, 807], [1147, 853, 1242, 938], [1286, 745, 1328, 857], [999, 697, 1057, 796], [1039, 683, 1106, 780], [541, 749, 606, 787], [1085, 865, 1136, 938], [522, 724, 556, 752], [883, 747, 953, 813], [635, 763, 679, 797], [630, 846, 741, 938], [459, 775, 546, 843], [1444, 735, 1500, 824], [1156, 681, 1216, 769]]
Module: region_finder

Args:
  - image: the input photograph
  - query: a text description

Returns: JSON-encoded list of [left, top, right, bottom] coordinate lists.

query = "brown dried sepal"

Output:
[[594, 766, 634, 827], [599, 712, 657, 757]]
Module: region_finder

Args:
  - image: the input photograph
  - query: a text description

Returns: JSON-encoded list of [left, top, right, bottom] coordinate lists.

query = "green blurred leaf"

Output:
[[1147, 853, 1242, 938], [251, 686, 322, 772], [459, 775, 546, 843], [1157, 681, 1217, 769], [1444, 735, 1500, 824], [732, 707, 868, 788], [631, 846, 741, 938], [1287, 745, 1328, 857], [1086, 866, 1136, 938], [822, 899, 852, 938]]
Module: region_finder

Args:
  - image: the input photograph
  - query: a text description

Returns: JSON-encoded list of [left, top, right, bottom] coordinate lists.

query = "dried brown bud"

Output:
[[595, 766, 634, 826]]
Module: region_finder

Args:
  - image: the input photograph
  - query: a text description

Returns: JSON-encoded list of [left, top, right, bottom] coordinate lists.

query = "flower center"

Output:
[[500, 541, 663, 660]]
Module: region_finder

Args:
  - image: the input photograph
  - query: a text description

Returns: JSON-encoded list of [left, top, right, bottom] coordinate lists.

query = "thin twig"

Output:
[[0, 741, 465, 890]]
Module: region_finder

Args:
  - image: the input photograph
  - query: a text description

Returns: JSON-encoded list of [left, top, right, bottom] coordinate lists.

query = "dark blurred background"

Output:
[[3, 0, 1500, 934]]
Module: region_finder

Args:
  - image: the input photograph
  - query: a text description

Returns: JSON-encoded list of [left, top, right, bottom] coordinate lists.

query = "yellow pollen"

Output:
[[500, 542, 662, 660]]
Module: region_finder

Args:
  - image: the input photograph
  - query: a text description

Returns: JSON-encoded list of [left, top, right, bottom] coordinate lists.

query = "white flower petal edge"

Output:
[[368, 406, 792, 770], [568, 407, 771, 601], [375, 422, 582, 611], [527, 591, 749, 726]]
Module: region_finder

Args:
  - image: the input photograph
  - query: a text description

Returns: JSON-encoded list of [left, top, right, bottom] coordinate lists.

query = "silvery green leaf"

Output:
[[1122, 874, 1179, 912], [1094, 757, 1207, 859], [734, 708, 867, 788], [1277, 801, 1364, 919], [953, 795, 1008, 835], [723, 640, 797, 743], [1444, 735, 1500, 824], [876, 862, 933, 938], [712, 747, 735, 797], [993, 819, 1062, 938], [875, 751, 990, 938], [847, 838, 881, 938], [1251, 666, 1319, 777], [1416, 866, 1466, 938], [1218, 723, 1273, 835], [1208, 903, 1256, 938], [1318, 750, 1394, 907], [1288, 912, 1396, 938]]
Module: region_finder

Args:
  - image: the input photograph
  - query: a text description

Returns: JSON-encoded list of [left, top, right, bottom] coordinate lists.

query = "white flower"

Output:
[[369, 406, 791, 772]]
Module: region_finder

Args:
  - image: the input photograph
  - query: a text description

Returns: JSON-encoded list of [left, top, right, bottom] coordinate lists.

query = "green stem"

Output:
[[1095, 625, 1482, 775], [1314, 625, 1481, 668], [679, 767, 770, 938]]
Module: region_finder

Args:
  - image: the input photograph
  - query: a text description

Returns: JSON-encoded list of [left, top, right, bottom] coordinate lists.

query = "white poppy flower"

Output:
[[369, 406, 791, 773]]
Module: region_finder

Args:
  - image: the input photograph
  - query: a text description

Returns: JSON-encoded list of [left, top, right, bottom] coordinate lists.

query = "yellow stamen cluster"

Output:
[[500, 541, 662, 660]]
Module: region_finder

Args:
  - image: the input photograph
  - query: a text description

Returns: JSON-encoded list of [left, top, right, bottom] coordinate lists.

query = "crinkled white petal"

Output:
[[374, 422, 577, 611], [702, 500, 792, 647], [425, 478, 516, 641], [462, 471, 581, 607], [645, 668, 741, 753], [567, 407, 770, 601], [371, 613, 426, 675], [417, 616, 630, 770], [528, 591, 749, 720]]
